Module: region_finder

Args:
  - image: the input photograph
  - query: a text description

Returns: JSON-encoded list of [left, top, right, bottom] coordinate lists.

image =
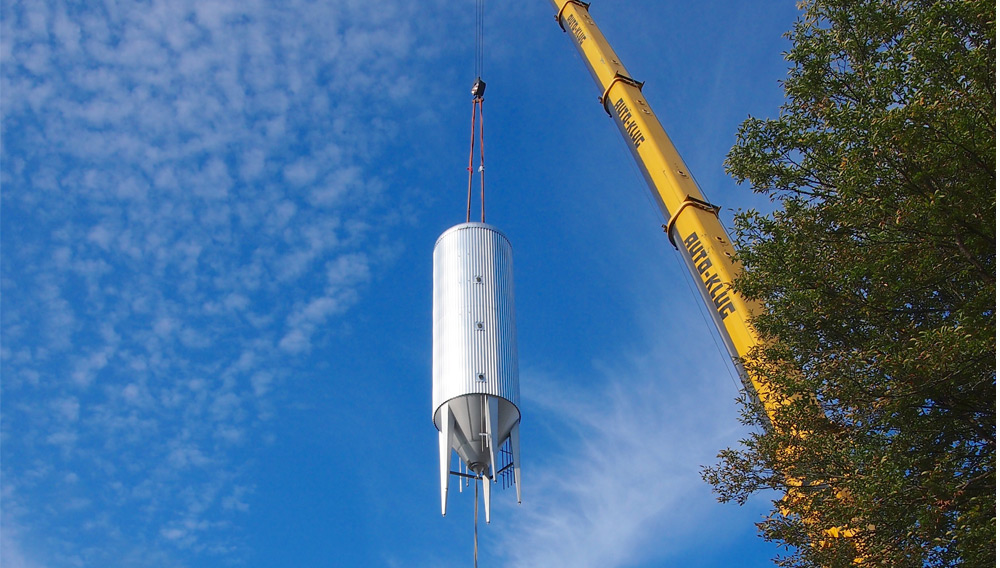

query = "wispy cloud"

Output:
[[0, 521, 45, 568], [1, 0, 452, 565], [491, 337, 766, 567]]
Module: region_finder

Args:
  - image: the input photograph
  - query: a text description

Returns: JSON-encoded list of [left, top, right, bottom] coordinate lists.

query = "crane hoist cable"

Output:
[[475, 0, 484, 77], [465, 0, 487, 223]]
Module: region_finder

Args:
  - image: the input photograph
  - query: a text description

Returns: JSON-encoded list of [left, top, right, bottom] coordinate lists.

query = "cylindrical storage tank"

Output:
[[433, 222, 519, 421], [433, 222, 521, 517]]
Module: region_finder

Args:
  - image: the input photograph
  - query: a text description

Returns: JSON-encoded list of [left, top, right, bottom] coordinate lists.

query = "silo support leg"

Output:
[[510, 422, 522, 504], [485, 395, 499, 481], [439, 403, 452, 516], [482, 470, 492, 524]]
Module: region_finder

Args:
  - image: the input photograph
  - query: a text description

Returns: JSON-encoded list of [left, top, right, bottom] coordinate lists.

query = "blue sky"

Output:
[[2, 1, 801, 566]]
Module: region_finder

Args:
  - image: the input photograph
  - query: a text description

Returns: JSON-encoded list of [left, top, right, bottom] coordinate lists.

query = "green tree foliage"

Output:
[[703, 0, 995, 566]]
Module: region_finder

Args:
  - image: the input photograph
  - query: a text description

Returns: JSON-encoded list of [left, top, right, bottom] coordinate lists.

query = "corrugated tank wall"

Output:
[[432, 222, 519, 425]]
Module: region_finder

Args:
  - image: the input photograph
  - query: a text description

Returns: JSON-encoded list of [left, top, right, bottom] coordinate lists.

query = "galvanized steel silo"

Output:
[[432, 222, 521, 521]]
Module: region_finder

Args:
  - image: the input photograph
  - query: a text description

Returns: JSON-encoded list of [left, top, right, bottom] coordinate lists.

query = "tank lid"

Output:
[[434, 222, 510, 248]]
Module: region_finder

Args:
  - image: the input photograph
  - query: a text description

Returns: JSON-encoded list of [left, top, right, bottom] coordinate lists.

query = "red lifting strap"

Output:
[[466, 82, 487, 223]]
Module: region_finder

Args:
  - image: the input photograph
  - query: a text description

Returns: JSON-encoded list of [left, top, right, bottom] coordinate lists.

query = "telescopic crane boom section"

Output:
[[548, 0, 778, 414]]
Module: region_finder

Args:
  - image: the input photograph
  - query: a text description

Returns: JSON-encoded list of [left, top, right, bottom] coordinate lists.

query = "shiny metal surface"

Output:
[[432, 222, 521, 519], [432, 222, 519, 419]]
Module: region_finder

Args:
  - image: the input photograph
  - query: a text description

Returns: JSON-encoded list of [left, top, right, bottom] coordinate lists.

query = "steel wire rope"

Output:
[[647, 129, 747, 397], [596, 92, 745, 397], [476, 0, 484, 78], [479, 99, 486, 223], [466, 0, 487, 223], [473, 478, 479, 568], [465, 96, 487, 224], [466, 99, 478, 223], [552, 19, 743, 395]]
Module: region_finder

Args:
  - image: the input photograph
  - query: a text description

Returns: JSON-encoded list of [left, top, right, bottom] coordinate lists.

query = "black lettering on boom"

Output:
[[612, 98, 646, 149], [566, 15, 587, 44], [683, 232, 737, 320]]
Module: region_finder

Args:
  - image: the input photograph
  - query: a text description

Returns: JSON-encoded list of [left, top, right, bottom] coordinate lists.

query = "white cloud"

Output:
[[0, 526, 46, 568], [277, 328, 309, 354], [491, 349, 760, 568], [52, 397, 80, 422], [1, 0, 453, 564], [46, 430, 78, 449], [283, 159, 318, 186], [70, 349, 111, 387], [250, 371, 273, 398], [325, 253, 370, 290]]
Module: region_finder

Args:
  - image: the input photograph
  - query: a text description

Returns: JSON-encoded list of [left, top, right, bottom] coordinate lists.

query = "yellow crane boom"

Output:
[[547, 0, 779, 415], [545, 1, 869, 555]]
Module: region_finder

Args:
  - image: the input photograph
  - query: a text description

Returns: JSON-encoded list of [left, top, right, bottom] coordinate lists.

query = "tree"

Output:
[[702, 0, 995, 566]]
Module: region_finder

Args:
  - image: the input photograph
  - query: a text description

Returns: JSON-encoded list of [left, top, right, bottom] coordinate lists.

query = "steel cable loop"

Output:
[[466, 99, 477, 223], [465, 97, 486, 224], [479, 99, 486, 223]]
